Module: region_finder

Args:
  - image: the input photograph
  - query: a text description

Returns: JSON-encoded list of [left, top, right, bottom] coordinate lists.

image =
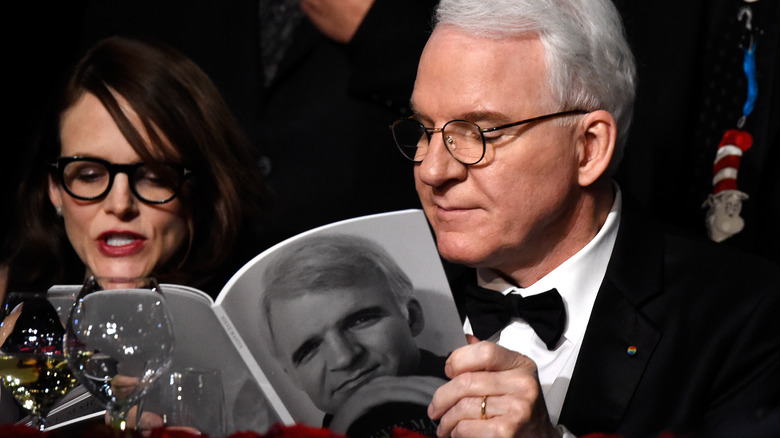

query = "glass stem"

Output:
[[31, 414, 46, 432], [108, 404, 129, 431]]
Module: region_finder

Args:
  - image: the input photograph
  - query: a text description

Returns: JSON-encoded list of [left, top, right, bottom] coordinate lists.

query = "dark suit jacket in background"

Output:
[[447, 196, 780, 437], [613, 0, 780, 265]]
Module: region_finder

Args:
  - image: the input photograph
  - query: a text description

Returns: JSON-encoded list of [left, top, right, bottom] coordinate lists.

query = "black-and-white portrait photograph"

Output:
[[216, 210, 464, 435]]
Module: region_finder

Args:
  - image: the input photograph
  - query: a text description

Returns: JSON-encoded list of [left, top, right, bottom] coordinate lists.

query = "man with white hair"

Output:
[[389, 0, 780, 436]]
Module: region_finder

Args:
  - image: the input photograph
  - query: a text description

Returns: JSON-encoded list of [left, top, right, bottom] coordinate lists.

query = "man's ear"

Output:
[[405, 298, 425, 337], [48, 174, 63, 212], [576, 110, 617, 187]]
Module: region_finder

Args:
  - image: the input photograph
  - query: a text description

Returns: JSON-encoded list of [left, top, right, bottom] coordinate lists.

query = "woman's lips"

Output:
[[97, 232, 146, 257]]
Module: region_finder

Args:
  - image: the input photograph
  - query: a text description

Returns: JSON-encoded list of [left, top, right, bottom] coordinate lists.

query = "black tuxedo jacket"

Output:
[[447, 198, 780, 438]]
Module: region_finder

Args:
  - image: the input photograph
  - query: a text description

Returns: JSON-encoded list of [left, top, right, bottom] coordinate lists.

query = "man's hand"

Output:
[[300, 0, 375, 43], [427, 340, 560, 438]]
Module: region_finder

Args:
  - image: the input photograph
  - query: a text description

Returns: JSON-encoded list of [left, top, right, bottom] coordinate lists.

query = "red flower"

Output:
[[0, 424, 63, 438], [148, 427, 210, 438], [389, 427, 430, 438], [263, 423, 345, 438], [0, 422, 688, 438], [581, 434, 623, 438]]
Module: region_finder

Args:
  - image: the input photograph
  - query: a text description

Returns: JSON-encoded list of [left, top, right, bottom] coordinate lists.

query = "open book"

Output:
[[41, 209, 465, 435]]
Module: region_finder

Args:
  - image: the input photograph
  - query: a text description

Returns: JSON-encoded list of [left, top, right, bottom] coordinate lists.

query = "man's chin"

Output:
[[438, 242, 489, 268]]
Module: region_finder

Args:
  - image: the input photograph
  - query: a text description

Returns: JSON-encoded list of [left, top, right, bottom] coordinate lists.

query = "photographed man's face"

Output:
[[268, 276, 421, 414]]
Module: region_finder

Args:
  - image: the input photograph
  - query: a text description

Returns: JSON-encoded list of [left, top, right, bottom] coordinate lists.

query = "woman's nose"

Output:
[[103, 173, 139, 217]]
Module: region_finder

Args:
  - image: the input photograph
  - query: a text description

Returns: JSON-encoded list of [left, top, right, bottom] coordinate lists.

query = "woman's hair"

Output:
[[434, 0, 636, 174], [7, 36, 268, 289]]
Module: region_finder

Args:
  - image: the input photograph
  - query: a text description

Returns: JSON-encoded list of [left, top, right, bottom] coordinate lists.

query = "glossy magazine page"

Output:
[[215, 209, 464, 434]]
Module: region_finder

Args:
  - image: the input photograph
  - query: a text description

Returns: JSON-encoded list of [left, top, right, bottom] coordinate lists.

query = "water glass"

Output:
[[136, 367, 227, 437]]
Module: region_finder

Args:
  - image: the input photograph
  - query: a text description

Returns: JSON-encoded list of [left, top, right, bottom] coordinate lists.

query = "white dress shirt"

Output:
[[464, 188, 622, 428]]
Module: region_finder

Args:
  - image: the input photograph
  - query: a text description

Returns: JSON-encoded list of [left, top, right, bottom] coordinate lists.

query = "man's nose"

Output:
[[325, 333, 363, 371], [415, 130, 468, 187]]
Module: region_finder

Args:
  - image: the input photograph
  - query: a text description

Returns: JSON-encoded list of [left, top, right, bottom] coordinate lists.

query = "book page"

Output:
[[214, 209, 465, 429], [160, 285, 281, 433], [43, 284, 280, 434]]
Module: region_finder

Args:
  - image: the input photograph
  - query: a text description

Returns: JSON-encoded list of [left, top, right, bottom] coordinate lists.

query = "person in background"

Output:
[[260, 234, 447, 437], [73, 0, 438, 245], [612, 0, 780, 265], [389, 0, 780, 436]]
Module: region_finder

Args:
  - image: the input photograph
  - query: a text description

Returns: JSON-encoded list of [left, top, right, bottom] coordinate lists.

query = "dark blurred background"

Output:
[[5, 0, 778, 266]]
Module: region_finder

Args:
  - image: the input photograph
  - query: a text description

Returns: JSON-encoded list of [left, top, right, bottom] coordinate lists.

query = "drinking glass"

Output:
[[64, 276, 175, 431], [0, 291, 79, 430], [135, 367, 227, 437]]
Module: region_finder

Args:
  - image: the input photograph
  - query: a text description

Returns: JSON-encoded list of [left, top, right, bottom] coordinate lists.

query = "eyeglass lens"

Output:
[[392, 119, 485, 165], [61, 160, 180, 203]]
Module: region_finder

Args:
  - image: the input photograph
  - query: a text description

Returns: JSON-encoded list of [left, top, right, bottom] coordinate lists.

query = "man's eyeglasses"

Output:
[[50, 156, 192, 204], [389, 109, 588, 165]]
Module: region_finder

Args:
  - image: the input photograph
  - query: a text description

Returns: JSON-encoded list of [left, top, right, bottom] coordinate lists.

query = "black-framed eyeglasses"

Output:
[[389, 109, 589, 165], [50, 156, 192, 204]]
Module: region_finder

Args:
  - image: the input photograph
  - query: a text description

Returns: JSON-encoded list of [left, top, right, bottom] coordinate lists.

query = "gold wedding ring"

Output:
[[481, 395, 488, 420]]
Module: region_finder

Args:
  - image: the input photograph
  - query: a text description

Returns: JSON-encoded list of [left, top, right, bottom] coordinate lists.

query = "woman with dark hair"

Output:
[[3, 35, 269, 298], [1, 35, 272, 430]]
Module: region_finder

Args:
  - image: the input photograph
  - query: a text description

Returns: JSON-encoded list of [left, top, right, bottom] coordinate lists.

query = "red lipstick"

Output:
[[97, 231, 146, 257]]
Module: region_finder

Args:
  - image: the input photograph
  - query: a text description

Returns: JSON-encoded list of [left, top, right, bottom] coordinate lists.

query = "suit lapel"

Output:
[[559, 198, 664, 434]]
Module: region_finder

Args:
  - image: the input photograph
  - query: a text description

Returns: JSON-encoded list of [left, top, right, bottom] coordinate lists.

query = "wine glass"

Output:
[[0, 291, 80, 431], [136, 367, 227, 437], [64, 276, 175, 431]]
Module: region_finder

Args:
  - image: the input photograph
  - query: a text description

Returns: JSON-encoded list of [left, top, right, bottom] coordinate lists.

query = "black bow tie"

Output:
[[463, 283, 566, 350]]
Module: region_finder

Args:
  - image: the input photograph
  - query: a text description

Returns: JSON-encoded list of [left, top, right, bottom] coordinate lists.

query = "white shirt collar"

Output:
[[476, 187, 622, 345]]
